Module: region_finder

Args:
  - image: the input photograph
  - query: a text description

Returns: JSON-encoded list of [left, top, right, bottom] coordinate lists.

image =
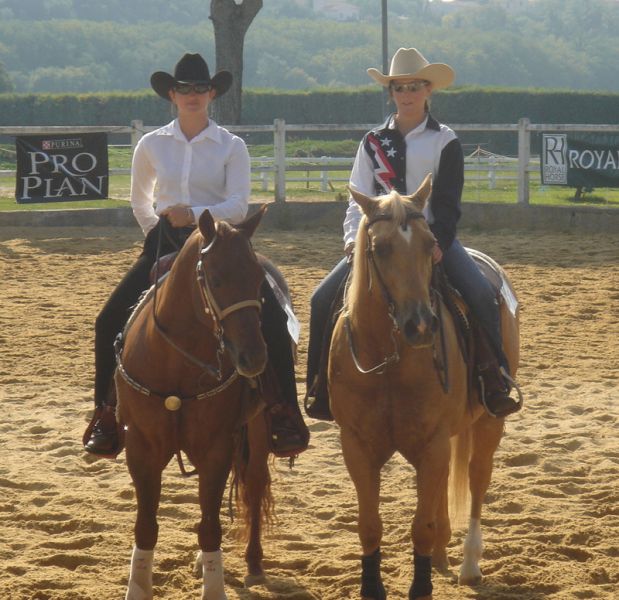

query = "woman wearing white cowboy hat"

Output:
[[85, 52, 309, 462], [305, 47, 521, 422]]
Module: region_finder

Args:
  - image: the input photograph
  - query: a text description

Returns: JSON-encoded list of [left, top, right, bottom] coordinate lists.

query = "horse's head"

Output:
[[197, 206, 268, 378], [350, 174, 437, 347]]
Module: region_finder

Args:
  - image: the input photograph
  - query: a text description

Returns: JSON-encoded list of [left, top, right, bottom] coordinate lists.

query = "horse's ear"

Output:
[[406, 173, 433, 212], [236, 204, 267, 239], [198, 208, 217, 245], [348, 186, 379, 218]]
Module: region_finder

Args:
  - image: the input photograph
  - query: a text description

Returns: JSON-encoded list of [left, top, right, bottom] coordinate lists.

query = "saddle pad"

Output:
[[465, 247, 519, 317], [265, 271, 300, 345]]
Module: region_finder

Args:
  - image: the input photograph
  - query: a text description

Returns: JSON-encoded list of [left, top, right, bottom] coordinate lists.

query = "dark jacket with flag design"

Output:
[[343, 113, 464, 252]]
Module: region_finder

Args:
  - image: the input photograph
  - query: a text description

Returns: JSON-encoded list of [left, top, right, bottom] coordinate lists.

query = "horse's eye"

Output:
[[374, 241, 392, 259]]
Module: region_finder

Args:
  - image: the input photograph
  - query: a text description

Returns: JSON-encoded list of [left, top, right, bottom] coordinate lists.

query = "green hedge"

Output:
[[1, 87, 618, 154], [1, 87, 617, 127]]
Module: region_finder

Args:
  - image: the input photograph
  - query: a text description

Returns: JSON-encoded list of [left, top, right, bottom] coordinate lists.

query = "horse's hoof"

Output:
[[125, 580, 152, 600], [459, 558, 483, 586], [244, 572, 266, 587], [458, 573, 482, 586], [431, 551, 450, 575], [193, 551, 202, 578]]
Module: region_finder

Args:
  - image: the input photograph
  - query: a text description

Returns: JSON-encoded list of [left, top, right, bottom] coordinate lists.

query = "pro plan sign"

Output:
[[15, 133, 108, 203], [541, 133, 619, 188]]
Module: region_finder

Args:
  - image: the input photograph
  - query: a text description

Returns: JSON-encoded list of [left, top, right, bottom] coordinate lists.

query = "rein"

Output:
[[344, 316, 400, 375], [149, 221, 261, 384]]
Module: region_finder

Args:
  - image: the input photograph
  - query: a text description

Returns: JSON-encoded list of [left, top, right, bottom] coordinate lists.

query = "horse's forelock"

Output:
[[376, 191, 409, 236]]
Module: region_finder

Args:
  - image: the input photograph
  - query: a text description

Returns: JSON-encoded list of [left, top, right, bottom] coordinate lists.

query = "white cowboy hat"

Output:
[[367, 47, 455, 89]]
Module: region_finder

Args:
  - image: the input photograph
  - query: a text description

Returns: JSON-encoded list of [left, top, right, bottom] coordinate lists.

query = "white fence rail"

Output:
[[2, 119, 619, 204]]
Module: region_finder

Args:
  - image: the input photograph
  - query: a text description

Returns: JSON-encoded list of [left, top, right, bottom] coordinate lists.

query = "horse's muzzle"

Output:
[[400, 303, 437, 347], [223, 334, 268, 378], [231, 344, 268, 378]]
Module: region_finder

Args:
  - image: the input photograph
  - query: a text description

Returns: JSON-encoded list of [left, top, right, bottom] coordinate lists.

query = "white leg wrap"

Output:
[[459, 517, 483, 584], [201, 549, 228, 600], [125, 546, 154, 600]]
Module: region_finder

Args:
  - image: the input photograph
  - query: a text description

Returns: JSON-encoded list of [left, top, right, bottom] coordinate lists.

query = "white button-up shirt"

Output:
[[130, 119, 251, 235]]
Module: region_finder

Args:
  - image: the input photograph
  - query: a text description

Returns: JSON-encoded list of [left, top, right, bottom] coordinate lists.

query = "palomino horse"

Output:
[[117, 206, 276, 600], [329, 176, 519, 600]]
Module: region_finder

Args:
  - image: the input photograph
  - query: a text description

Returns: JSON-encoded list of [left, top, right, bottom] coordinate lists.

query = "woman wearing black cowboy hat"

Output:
[[84, 52, 309, 461]]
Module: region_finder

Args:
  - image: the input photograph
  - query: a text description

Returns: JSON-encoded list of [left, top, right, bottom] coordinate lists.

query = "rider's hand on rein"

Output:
[[160, 204, 195, 228]]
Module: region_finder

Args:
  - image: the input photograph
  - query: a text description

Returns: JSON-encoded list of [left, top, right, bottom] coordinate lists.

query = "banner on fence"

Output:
[[15, 133, 108, 203], [541, 133, 619, 188]]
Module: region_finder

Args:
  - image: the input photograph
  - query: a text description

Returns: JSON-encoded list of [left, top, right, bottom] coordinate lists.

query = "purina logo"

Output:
[[41, 138, 83, 151], [542, 134, 568, 185]]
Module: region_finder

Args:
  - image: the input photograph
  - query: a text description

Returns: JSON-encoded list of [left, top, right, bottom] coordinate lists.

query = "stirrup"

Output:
[[478, 367, 524, 418], [266, 404, 310, 458], [304, 394, 333, 421], [500, 366, 524, 408]]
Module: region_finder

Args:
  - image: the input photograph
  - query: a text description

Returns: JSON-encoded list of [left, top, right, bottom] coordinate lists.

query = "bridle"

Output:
[[345, 208, 440, 376], [363, 208, 427, 316], [115, 223, 263, 401], [197, 231, 262, 324]]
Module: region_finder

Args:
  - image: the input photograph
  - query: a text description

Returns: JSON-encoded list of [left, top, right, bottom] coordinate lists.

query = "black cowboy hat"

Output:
[[150, 53, 232, 100]]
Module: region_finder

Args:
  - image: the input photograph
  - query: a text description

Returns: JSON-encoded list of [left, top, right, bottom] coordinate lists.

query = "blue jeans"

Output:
[[305, 240, 510, 392], [441, 239, 509, 371], [306, 257, 350, 390]]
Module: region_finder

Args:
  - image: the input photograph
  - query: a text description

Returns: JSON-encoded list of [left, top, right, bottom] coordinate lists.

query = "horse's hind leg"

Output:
[[125, 429, 169, 600], [242, 415, 271, 586], [340, 427, 388, 600], [459, 415, 503, 586]]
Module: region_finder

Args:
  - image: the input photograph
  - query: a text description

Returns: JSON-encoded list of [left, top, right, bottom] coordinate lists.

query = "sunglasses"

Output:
[[174, 83, 212, 95], [391, 81, 430, 93]]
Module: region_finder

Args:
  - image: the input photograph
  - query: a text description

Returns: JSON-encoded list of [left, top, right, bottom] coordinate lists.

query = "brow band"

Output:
[[365, 210, 426, 229]]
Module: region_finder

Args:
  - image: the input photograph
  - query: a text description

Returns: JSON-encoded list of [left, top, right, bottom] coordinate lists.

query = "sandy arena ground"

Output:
[[0, 221, 617, 600]]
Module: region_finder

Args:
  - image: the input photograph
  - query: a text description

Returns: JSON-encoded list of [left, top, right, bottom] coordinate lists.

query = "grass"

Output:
[[2, 143, 618, 210]]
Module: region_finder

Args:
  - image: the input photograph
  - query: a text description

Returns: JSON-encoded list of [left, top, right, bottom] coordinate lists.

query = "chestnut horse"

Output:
[[329, 177, 520, 599], [117, 206, 277, 599]]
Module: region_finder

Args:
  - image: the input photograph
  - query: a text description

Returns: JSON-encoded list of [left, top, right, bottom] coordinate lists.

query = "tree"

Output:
[[0, 61, 13, 93], [210, 0, 262, 124]]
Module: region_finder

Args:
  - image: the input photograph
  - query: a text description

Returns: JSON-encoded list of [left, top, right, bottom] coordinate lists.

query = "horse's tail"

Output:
[[449, 424, 472, 527], [229, 417, 274, 542], [232, 461, 274, 542]]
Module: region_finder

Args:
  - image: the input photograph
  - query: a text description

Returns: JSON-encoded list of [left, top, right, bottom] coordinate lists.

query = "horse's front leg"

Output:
[[195, 442, 235, 600], [340, 427, 388, 600], [124, 424, 170, 600], [409, 436, 451, 600], [431, 484, 451, 574]]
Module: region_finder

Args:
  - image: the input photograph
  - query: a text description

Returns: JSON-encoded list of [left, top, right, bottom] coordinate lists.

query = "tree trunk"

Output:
[[210, 0, 263, 125]]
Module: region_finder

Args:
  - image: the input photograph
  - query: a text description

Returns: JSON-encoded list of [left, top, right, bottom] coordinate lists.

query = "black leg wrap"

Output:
[[360, 548, 386, 600], [409, 551, 433, 599]]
